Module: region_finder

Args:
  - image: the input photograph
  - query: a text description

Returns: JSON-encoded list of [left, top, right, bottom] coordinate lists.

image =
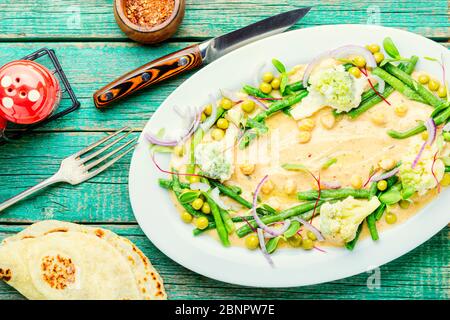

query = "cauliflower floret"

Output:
[[291, 65, 366, 120], [399, 142, 445, 196], [195, 141, 233, 181], [319, 196, 381, 243]]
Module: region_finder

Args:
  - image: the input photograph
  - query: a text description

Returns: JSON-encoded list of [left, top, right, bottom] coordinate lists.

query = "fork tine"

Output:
[[84, 141, 137, 180], [73, 127, 130, 158], [84, 137, 137, 170], [79, 129, 134, 164]]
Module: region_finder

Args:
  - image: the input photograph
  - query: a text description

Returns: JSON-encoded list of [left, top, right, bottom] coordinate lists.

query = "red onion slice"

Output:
[[257, 228, 274, 267], [247, 95, 268, 110], [221, 89, 240, 103], [210, 187, 230, 210], [190, 182, 210, 192], [302, 50, 332, 87], [332, 45, 377, 69], [252, 175, 291, 237], [264, 220, 292, 239], [412, 118, 436, 168], [370, 74, 385, 94], [443, 122, 450, 132], [293, 217, 325, 241], [370, 167, 400, 182], [321, 180, 341, 189], [200, 94, 218, 132], [144, 132, 178, 147]]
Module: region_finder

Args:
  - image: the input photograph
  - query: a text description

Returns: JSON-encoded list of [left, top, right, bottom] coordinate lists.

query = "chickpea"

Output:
[[441, 173, 450, 187], [220, 97, 233, 110], [421, 131, 429, 141], [306, 231, 317, 241], [216, 118, 229, 129], [370, 112, 386, 126], [437, 86, 447, 98], [284, 179, 297, 195], [348, 67, 361, 78], [259, 82, 272, 94], [267, 197, 281, 211], [298, 118, 315, 131], [211, 128, 225, 141], [261, 179, 275, 194], [173, 145, 185, 157], [385, 213, 397, 224], [201, 202, 211, 214], [195, 217, 209, 230], [262, 72, 274, 83], [189, 175, 201, 183], [240, 163, 255, 175], [418, 74, 430, 85], [271, 78, 281, 90], [204, 104, 213, 116], [302, 238, 314, 250], [394, 104, 408, 117], [399, 200, 411, 209], [352, 56, 366, 68], [367, 44, 380, 53], [320, 113, 336, 129], [180, 211, 193, 223], [241, 99, 256, 113], [428, 79, 440, 92], [350, 175, 363, 189], [379, 158, 396, 171], [374, 52, 385, 64], [191, 198, 204, 210], [298, 131, 312, 144], [245, 234, 260, 250], [377, 180, 388, 191]]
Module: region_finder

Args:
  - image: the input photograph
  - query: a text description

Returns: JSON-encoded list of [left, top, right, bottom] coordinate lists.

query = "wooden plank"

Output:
[[0, 0, 448, 41], [0, 224, 448, 300], [0, 42, 448, 131]]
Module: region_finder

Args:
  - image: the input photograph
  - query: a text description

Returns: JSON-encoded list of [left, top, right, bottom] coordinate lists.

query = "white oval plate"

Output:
[[129, 25, 449, 287]]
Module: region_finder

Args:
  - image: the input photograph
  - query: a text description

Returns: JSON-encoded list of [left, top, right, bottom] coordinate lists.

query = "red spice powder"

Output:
[[125, 0, 175, 28]]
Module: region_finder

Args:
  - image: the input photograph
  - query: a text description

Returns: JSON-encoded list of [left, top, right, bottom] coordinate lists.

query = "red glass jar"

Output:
[[0, 60, 60, 131]]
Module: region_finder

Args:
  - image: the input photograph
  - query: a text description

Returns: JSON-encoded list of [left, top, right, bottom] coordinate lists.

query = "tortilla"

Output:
[[0, 220, 166, 300]]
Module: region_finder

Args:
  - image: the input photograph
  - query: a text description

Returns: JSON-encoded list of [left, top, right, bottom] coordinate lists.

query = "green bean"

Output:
[[236, 201, 321, 238], [369, 182, 378, 198], [283, 220, 301, 238], [446, 166, 450, 173], [209, 180, 252, 209], [159, 178, 190, 190], [366, 213, 379, 241], [374, 203, 387, 221], [345, 223, 363, 251], [253, 90, 308, 122], [266, 237, 281, 254], [172, 176, 212, 220], [204, 193, 230, 247], [379, 189, 402, 205], [388, 106, 450, 139], [297, 188, 370, 201], [219, 207, 235, 234], [384, 63, 443, 107], [347, 57, 417, 119], [285, 81, 305, 92], [431, 103, 449, 118], [443, 132, 450, 142], [243, 85, 273, 99], [371, 67, 426, 103], [193, 216, 256, 236]]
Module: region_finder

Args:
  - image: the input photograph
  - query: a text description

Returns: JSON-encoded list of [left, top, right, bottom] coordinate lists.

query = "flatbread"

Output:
[[0, 220, 166, 300]]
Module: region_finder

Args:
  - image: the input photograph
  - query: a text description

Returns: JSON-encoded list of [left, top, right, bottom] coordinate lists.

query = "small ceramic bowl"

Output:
[[114, 0, 185, 44]]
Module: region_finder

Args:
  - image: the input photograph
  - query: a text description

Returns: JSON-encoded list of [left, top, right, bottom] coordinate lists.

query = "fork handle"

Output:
[[0, 174, 63, 213]]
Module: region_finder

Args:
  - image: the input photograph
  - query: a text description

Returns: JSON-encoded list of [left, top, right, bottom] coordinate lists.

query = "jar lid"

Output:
[[0, 60, 60, 125]]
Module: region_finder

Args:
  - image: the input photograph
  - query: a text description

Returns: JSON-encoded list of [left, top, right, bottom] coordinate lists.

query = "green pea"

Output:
[[287, 234, 303, 247], [302, 238, 314, 250]]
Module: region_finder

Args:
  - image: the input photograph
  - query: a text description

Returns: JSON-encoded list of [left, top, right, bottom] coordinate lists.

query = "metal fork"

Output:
[[0, 127, 137, 213]]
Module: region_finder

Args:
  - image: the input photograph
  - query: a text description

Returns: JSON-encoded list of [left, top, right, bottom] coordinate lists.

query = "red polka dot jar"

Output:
[[0, 60, 61, 130]]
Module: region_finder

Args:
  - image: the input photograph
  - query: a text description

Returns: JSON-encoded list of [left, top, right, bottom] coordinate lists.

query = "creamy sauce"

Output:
[[169, 65, 442, 249]]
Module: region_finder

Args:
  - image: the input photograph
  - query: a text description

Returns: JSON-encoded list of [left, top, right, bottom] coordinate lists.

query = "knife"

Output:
[[93, 7, 312, 109]]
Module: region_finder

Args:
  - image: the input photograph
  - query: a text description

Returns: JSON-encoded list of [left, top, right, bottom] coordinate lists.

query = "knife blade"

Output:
[[93, 7, 312, 109]]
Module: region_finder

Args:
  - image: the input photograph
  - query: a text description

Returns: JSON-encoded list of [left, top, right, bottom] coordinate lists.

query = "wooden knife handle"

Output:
[[93, 44, 203, 109]]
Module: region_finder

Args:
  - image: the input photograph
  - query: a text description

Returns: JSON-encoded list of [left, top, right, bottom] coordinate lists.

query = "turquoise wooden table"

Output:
[[0, 0, 448, 300]]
